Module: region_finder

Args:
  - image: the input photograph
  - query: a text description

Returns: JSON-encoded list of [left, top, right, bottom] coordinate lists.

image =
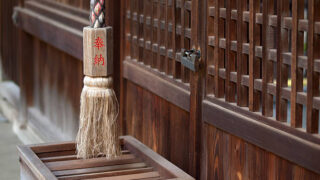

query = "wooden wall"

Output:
[[203, 124, 320, 180], [124, 81, 191, 173], [29, 38, 83, 140], [121, 0, 320, 179], [0, 0, 19, 83], [48, 0, 90, 10], [0, 0, 89, 140]]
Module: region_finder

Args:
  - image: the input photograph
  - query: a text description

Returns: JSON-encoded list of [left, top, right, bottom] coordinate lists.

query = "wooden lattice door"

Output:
[[120, 0, 201, 177]]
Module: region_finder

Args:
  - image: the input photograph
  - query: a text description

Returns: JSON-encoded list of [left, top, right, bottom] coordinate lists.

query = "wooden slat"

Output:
[[144, 0, 151, 66], [236, 0, 247, 107], [25, 1, 88, 30], [125, 1, 131, 57], [41, 155, 78, 163], [224, 0, 231, 101], [173, 0, 181, 80], [290, 0, 304, 128], [206, 0, 215, 95], [251, 0, 262, 112], [261, 0, 274, 117], [154, 0, 160, 69], [40, 150, 130, 163], [53, 162, 148, 176], [57, 167, 154, 180], [159, 0, 167, 72], [14, 7, 83, 60], [138, 0, 144, 63], [129, 0, 135, 60], [214, 0, 224, 98], [166, 0, 173, 76], [248, 0, 256, 111], [150, 0, 157, 68], [30, 141, 75, 153], [89, 171, 161, 180], [32, 0, 89, 19], [188, 0, 201, 177], [180, 0, 189, 83], [276, 0, 289, 122], [46, 154, 139, 171], [37, 150, 76, 158], [306, 0, 320, 133]]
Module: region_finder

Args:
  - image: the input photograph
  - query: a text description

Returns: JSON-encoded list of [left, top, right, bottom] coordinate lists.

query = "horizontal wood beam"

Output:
[[25, 1, 89, 31], [14, 7, 83, 60], [123, 59, 190, 112], [32, 0, 89, 19], [203, 99, 320, 174]]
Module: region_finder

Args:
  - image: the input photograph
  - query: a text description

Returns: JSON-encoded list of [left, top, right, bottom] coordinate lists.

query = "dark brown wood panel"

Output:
[[48, 0, 90, 10], [0, 0, 19, 83], [203, 99, 320, 175], [29, 38, 82, 140], [203, 124, 320, 180], [124, 80, 191, 174]]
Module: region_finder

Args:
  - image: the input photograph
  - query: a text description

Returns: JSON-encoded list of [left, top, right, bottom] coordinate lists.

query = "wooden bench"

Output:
[[18, 136, 194, 180]]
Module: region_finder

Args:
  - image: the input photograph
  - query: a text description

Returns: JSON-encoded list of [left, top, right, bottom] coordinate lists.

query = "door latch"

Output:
[[181, 49, 201, 72]]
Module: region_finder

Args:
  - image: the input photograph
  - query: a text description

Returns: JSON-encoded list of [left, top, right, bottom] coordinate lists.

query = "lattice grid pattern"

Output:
[[125, 0, 193, 85], [206, 0, 320, 133]]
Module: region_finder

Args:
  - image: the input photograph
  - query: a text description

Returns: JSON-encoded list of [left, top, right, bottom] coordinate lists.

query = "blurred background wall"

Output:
[[0, 0, 120, 143]]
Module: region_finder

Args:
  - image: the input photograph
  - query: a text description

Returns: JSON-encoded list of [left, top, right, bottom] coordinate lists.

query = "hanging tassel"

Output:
[[76, 0, 120, 159], [76, 76, 120, 159]]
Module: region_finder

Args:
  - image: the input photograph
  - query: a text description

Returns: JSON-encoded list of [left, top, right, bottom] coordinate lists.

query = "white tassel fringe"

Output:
[[76, 76, 121, 159]]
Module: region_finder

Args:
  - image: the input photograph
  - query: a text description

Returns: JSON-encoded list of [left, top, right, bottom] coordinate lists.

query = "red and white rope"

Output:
[[90, 0, 105, 28]]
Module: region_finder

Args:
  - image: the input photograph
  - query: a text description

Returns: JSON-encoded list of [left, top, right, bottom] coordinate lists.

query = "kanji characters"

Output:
[[94, 54, 104, 66], [94, 37, 104, 50], [93, 36, 105, 66]]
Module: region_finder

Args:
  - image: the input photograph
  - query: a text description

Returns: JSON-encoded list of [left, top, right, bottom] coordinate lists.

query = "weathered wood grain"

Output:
[[203, 99, 320, 175], [83, 27, 113, 77], [19, 136, 194, 179], [204, 124, 320, 179]]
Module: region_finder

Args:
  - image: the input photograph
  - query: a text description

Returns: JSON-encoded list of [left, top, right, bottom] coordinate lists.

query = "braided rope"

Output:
[[90, 0, 106, 28]]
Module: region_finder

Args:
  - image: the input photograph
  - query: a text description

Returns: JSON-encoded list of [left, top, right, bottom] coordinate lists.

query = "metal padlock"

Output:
[[181, 49, 201, 72]]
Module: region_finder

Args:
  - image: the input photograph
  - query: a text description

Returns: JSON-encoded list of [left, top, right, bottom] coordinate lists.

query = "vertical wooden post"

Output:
[[248, 0, 257, 111], [262, 0, 275, 117], [189, 0, 201, 178], [214, 0, 224, 98], [105, 0, 121, 101], [290, 0, 304, 127], [237, 0, 248, 107], [225, 0, 231, 102], [17, 0, 34, 128], [276, 0, 290, 122], [307, 0, 320, 133]]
